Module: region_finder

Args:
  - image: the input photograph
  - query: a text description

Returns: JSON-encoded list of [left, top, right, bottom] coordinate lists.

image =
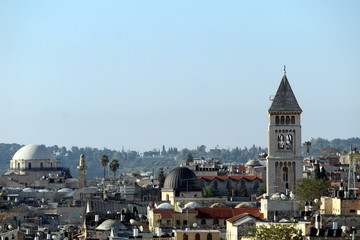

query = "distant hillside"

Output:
[[0, 137, 358, 180]]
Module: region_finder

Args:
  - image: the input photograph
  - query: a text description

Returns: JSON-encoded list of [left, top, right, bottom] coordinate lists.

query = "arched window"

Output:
[[195, 233, 200, 240], [51, 163, 53, 168], [278, 134, 285, 149], [291, 116, 295, 124], [275, 116, 279, 125], [213, 219, 219, 225], [40, 163, 43, 169], [183, 233, 188, 240], [253, 181, 259, 191], [166, 194, 169, 201], [280, 116, 285, 124], [283, 167, 288, 182], [17, 163, 20, 169], [286, 116, 290, 124], [207, 233, 212, 240], [28, 163, 32, 169], [201, 219, 206, 225], [213, 180, 218, 190], [226, 180, 232, 189]]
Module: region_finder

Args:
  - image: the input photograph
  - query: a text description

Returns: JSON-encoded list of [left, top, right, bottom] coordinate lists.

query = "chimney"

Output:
[[274, 211, 278, 222]]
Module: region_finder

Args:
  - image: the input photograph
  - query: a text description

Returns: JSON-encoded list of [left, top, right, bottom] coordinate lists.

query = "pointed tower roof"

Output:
[[269, 69, 302, 113]]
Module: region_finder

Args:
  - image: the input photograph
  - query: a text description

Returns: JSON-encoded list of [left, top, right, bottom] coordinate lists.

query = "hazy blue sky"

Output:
[[0, 1, 359, 152]]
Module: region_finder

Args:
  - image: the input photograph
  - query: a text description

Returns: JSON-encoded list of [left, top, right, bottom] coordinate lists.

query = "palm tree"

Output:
[[100, 155, 109, 180], [109, 159, 119, 181], [303, 141, 312, 155]]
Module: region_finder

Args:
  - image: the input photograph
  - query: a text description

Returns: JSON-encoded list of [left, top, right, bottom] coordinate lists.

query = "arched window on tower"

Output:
[[28, 163, 32, 170], [283, 167, 288, 182], [195, 233, 200, 240], [278, 134, 285, 149], [291, 116, 295, 124], [207, 233, 213, 240], [40, 163, 43, 169], [280, 116, 285, 124], [17, 163, 20, 169], [286, 116, 290, 124], [275, 116, 279, 125]]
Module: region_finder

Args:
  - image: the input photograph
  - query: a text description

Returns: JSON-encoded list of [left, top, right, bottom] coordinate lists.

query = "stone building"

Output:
[[198, 176, 262, 199], [266, 69, 303, 195], [161, 167, 203, 204], [1, 144, 76, 189]]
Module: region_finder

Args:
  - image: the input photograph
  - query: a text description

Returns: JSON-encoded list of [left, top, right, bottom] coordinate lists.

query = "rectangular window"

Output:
[[350, 209, 356, 213], [183, 220, 188, 226]]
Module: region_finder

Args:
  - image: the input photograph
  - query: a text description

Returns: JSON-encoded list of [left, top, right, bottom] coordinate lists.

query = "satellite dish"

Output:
[[193, 223, 197, 228], [139, 226, 144, 232]]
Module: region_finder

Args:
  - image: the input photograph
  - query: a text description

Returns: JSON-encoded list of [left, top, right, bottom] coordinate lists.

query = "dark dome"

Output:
[[164, 167, 201, 191]]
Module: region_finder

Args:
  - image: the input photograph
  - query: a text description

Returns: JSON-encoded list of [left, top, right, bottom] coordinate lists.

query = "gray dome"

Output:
[[163, 167, 201, 192], [245, 159, 262, 167], [12, 144, 56, 161], [184, 202, 201, 209], [156, 203, 174, 210]]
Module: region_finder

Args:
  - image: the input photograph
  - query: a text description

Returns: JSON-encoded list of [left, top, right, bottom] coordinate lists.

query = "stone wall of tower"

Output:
[[77, 154, 87, 188], [267, 113, 302, 158], [266, 112, 303, 195]]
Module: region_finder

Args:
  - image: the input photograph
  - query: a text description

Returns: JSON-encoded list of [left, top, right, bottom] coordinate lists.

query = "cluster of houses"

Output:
[[0, 71, 359, 239]]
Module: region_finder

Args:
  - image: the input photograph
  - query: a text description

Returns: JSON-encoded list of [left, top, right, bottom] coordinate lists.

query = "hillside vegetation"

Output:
[[0, 137, 358, 180]]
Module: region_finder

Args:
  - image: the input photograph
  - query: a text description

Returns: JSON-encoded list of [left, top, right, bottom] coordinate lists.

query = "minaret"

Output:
[[266, 67, 303, 195], [77, 154, 87, 188]]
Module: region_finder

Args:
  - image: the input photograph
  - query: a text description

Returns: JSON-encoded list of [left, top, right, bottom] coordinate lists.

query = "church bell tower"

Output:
[[266, 68, 303, 195]]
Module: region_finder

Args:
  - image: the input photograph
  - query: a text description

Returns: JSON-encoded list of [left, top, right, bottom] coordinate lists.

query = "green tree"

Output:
[[303, 141, 312, 154], [203, 186, 216, 197], [100, 155, 109, 179], [186, 153, 194, 166], [246, 224, 297, 240], [158, 168, 166, 189], [257, 183, 267, 196], [109, 159, 119, 181], [293, 178, 331, 207]]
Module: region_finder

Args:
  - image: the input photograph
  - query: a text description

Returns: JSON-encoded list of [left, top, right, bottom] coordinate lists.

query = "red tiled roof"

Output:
[[197, 207, 262, 219], [198, 176, 261, 181], [237, 166, 246, 172]]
